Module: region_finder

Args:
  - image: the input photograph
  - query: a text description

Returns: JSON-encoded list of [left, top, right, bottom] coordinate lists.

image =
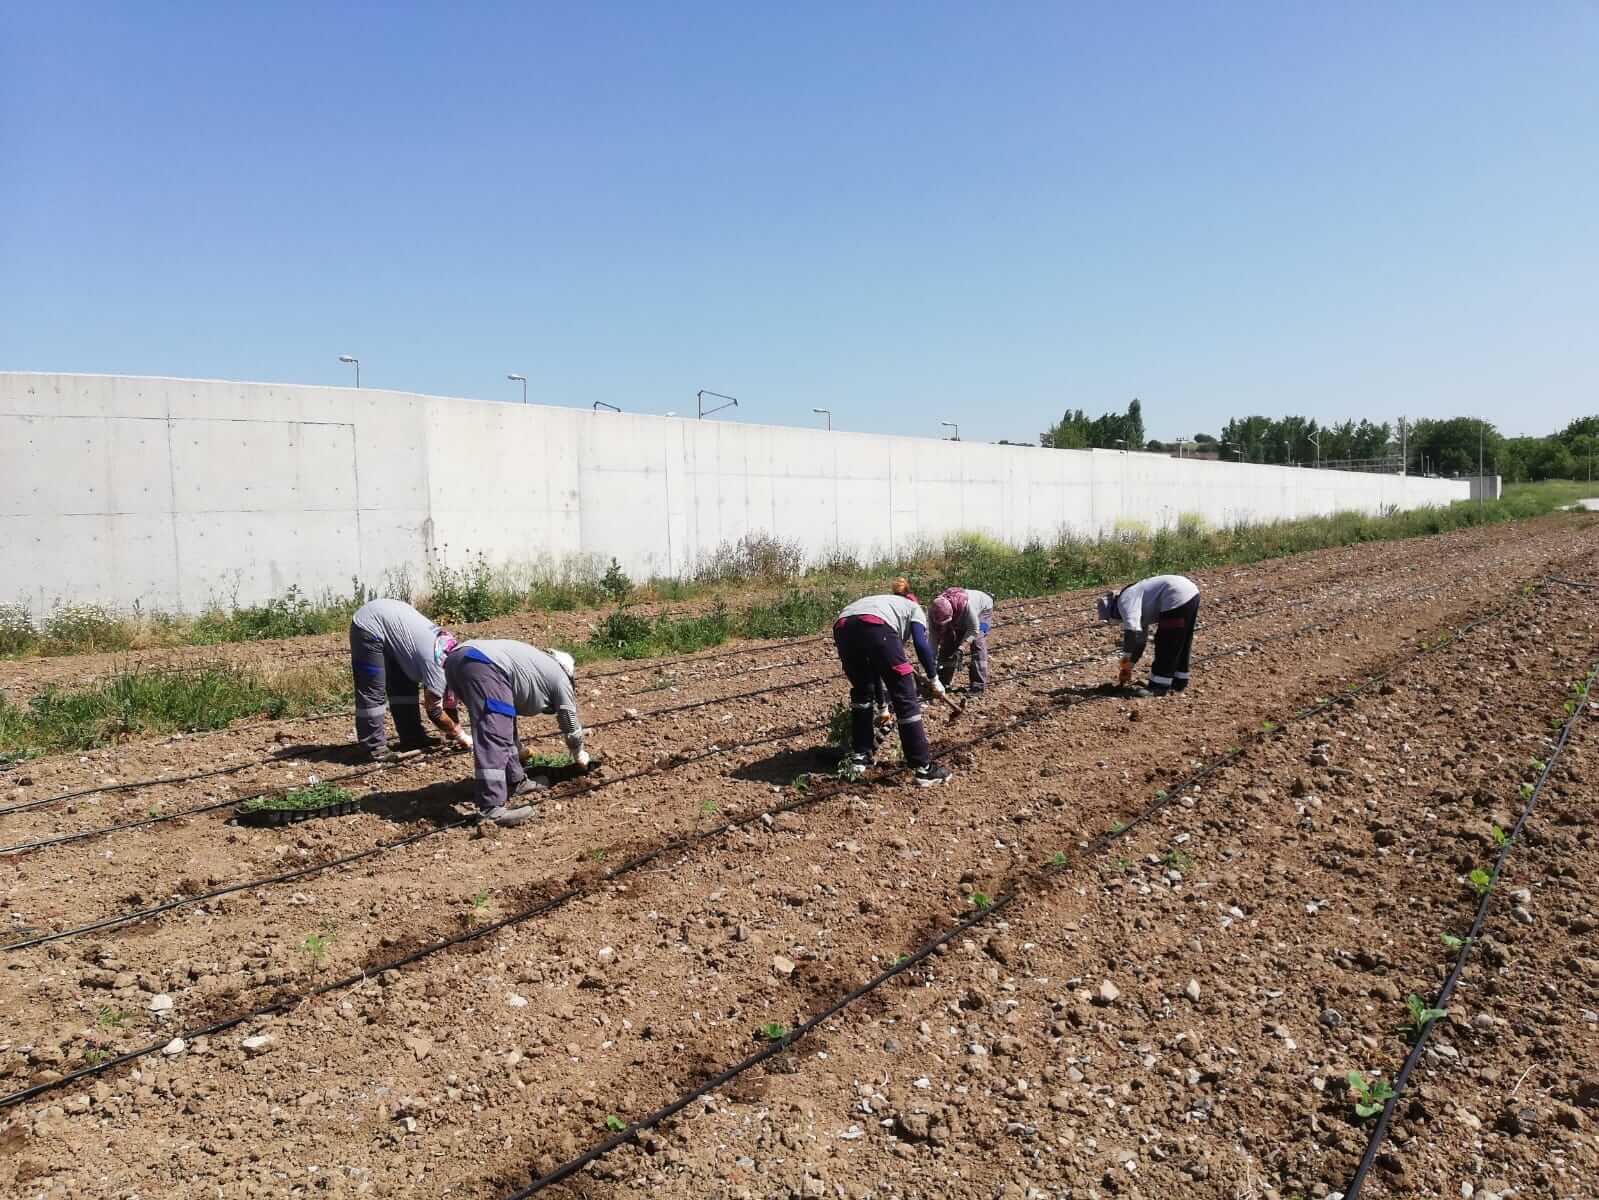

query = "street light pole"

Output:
[[812, 408, 831, 430], [940, 421, 960, 441], [338, 355, 360, 388], [696, 390, 739, 419], [1309, 431, 1320, 470], [1478, 417, 1485, 513], [507, 373, 527, 404]]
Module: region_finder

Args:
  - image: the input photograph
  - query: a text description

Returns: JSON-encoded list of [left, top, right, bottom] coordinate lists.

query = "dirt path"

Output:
[[1, 516, 1596, 1200]]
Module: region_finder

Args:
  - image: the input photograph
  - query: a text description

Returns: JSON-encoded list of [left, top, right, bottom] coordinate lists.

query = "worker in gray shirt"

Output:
[[1096, 574, 1200, 695], [443, 639, 589, 826], [349, 598, 470, 758]]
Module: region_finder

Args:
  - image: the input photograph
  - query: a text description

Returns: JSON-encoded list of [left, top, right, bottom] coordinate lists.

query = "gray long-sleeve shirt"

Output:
[[1114, 575, 1199, 632], [837, 594, 937, 677], [351, 598, 449, 695], [951, 589, 995, 643], [461, 639, 584, 752]]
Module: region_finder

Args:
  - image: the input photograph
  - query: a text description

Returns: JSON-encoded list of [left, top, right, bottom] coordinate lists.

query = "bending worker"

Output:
[[929, 586, 995, 694], [349, 597, 470, 759], [833, 591, 953, 786], [443, 639, 589, 827], [1096, 573, 1200, 695]]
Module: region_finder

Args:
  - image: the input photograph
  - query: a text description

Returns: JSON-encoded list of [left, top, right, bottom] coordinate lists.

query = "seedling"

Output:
[[1163, 848, 1195, 873], [969, 891, 993, 911], [1519, 782, 1534, 801], [1467, 867, 1494, 897], [1346, 1070, 1394, 1119], [1113, 856, 1133, 872], [522, 752, 574, 771], [888, 952, 910, 967], [758, 1022, 788, 1041], [1047, 851, 1067, 868], [97, 1006, 129, 1030], [146, 806, 160, 819], [604, 1114, 626, 1133], [1491, 825, 1509, 848], [83, 1048, 111, 1065], [1260, 720, 1277, 733], [469, 889, 489, 914], [791, 774, 810, 794], [301, 922, 336, 971], [1154, 789, 1168, 801], [700, 798, 717, 815], [1108, 819, 1127, 835], [1530, 757, 1547, 773], [1404, 993, 1448, 1036], [1440, 933, 1470, 950], [239, 781, 355, 815]]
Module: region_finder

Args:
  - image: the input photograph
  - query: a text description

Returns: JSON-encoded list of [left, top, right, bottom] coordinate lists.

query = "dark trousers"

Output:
[[833, 617, 931, 768], [349, 625, 427, 756], [1149, 595, 1199, 694], [444, 647, 527, 812], [937, 621, 991, 690]]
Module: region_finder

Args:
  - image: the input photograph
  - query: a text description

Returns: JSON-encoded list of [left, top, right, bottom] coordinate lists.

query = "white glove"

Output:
[[930, 678, 947, 697], [454, 731, 473, 750], [575, 749, 591, 768]]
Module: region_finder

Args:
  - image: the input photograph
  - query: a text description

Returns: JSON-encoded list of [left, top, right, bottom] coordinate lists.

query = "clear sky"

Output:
[[2, 2, 1595, 440]]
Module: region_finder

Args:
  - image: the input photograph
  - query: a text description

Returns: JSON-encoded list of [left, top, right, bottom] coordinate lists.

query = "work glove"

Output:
[[576, 749, 592, 770], [453, 731, 474, 751], [1117, 657, 1133, 687], [930, 677, 948, 698]]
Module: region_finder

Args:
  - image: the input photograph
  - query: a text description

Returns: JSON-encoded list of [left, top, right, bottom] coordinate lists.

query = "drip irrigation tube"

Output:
[[0, 571, 1564, 1116], [501, 583, 1549, 1196], [1339, 656, 1598, 1200]]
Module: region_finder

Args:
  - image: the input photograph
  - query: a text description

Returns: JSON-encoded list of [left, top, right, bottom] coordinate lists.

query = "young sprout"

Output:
[[97, 1006, 129, 1029], [758, 1022, 788, 1041], [301, 922, 336, 971], [1163, 848, 1195, 873], [969, 891, 993, 911], [469, 890, 489, 914], [1403, 993, 1448, 1036], [1260, 720, 1277, 733], [604, 1114, 626, 1133], [1047, 850, 1067, 868], [1109, 819, 1127, 835], [1491, 825, 1509, 848], [1346, 1070, 1394, 1119], [1468, 867, 1493, 897], [1440, 933, 1468, 950], [587, 848, 606, 863], [700, 798, 717, 815]]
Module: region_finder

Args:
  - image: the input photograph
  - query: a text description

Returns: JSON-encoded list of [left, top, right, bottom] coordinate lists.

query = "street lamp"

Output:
[[1308, 431, 1320, 470], [1283, 438, 1293, 466], [338, 355, 360, 387], [940, 421, 960, 441], [1223, 440, 1243, 462], [507, 373, 527, 404], [1115, 438, 1128, 453], [812, 408, 831, 431], [697, 390, 739, 419], [593, 401, 621, 413]]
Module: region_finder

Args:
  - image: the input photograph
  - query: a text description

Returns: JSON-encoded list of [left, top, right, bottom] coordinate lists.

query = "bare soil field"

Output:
[[2, 514, 1597, 1200]]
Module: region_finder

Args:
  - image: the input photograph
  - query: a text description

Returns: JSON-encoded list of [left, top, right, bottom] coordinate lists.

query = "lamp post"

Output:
[[697, 390, 739, 419], [593, 401, 621, 412], [1284, 438, 1293, 466], [1308, 431, 1320, 469], [940, 421, 960, 442], [338, 355, 360, 387], [507, 373, 527, 404], [812, 408, 831, 430]]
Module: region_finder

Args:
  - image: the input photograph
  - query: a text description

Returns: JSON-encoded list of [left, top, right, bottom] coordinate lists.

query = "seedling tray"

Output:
[[233, 796, 361, 827], [520, 755, 602, 785]]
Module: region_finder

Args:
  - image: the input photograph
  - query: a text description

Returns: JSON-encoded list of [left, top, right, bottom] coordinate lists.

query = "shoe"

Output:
[[512, 776, 550, 797], [913, 763, 953, 787], [479, 804, 536, 827], [841, 753, 871, 780]]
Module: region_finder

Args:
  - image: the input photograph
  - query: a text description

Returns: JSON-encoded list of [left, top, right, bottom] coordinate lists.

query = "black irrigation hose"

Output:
[[0, 759, 266, 818], [502, 589, 1542, 1197], [1340, 655, 1598, 1200], [1547, 576, 1599, 591], [0, 569, 1565, 1116], [0, 758, 407, 857]]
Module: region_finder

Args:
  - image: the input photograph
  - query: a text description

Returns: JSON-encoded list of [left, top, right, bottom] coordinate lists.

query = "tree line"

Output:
[[1038, 403, 1598, 482]]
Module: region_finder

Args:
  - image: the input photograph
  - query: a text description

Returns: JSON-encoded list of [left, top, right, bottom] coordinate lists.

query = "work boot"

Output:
[[841, 753, 871, 781], [479, 804, 536, 828], [512, 776, 550, 797], [913, 763, 953, 787]]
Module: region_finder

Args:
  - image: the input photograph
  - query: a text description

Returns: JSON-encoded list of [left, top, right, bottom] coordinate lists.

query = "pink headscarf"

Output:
[[435, 632, 459, 708], [929, 587, 968, 642]]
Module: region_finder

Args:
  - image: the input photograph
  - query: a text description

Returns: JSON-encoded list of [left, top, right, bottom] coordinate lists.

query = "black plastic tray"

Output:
[[233, 797, 360, 827]]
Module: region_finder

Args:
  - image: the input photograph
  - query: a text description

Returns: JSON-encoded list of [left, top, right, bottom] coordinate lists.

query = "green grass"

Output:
[[1503, 479, 1599, 507], [238, 781, 355, 814], [0, 663, 349, 756]]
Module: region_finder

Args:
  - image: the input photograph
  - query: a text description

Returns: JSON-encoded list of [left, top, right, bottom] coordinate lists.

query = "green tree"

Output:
[[1408, 418, 1499, 475], [1039, 408, 1092, 449]]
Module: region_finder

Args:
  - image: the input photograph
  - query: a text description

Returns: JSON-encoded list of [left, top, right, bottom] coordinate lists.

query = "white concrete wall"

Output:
[[0, 372, 1471, 614]]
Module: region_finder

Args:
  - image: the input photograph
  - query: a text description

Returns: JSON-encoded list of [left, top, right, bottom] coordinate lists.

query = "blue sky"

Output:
[[2, 2, 1595, 440]]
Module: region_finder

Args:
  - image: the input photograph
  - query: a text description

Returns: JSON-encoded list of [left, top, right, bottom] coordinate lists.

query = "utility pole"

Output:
[[1478, 418, 1485, 513], [1398, 417, 1407, 476]]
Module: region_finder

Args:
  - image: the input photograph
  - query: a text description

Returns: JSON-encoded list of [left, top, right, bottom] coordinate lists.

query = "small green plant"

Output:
[[1154, 789, 1168, 801], [604, 1113, 627, 1133], [586, 848, 606, 863], [522, 751, 574, 771], [969, 891, 992, 910], [888, 952, 910, 967], [1346, 1070, 1394, 1119], [96, 1006, 129, 1029], [1491, 824, 1509, 848], [1530, 757, 1546, 773], [1519, 782, 1534, 801], [699, 798, 717, 815], [826, 701, 852, 749], [1260, 720, 1277, 733], [469, 889, 489, 913], [1113, 856, 1133, 872], [791, 774, 810, 793], [600, 558, 631, 604], [239, 781, 354, 815], [1441, 932, 1468, 950], [83, 1047, 111, 1065], [1163, 848, 1195, 872], [146, 806, 160, 819], [1403, 993, 1448, 1036], [1108, 819, 1127, 834], [301, 922, 336, 971], [1047, 850, 1067, 867], [1468, 867, 1494, 896], [758, 1022, 788, 1041]]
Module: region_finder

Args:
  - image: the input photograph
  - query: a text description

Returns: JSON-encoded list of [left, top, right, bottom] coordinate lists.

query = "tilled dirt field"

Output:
[[2, 515, 1597, 1200]]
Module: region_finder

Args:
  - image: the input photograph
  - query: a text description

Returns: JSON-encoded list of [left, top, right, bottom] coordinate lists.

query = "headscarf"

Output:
[[891, 577, 920, 606], [1096, 591, 1120, 623], [550, 649, 577, 683], [929, 587, 968, 642], [434, 632, 459, 708]]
